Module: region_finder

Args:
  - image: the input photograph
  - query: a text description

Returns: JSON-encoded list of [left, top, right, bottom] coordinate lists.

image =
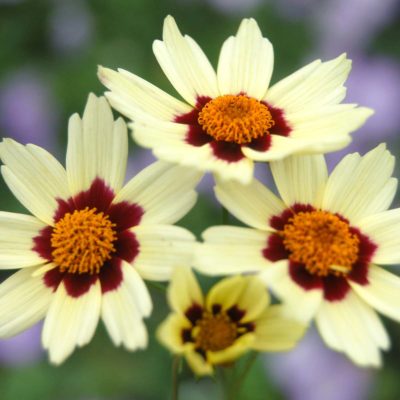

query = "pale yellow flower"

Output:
[[0, 94, 201, 364], [99, 16, 372, 184], [157, 267, 305, 376], [195, 144, 400, 367]]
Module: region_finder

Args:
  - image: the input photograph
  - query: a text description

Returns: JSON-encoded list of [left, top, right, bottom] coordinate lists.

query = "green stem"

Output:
[[147, 281, 166, 292], [228, 353, 258, 400], [172, 356, 181, 400], [217, 366, 230, 400], [222, 207, 229, 225]]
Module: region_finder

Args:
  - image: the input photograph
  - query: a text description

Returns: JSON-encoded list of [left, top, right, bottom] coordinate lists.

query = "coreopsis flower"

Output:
[[195, 144, 400, 367], [0, 94, 201, 364], [98, 16, 372, 184], [157, 267, 305, 376]]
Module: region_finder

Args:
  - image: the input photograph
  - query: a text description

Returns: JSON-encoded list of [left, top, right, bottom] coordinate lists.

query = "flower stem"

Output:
[[228, 352, 258, 399], [147, 281, 166, 292], [222, 207, 229, 225], [172, 356, 181, 400]]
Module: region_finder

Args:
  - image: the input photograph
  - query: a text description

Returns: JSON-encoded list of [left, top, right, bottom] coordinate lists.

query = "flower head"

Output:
[[157, 267, 305, 376], [99, 16, 372, 184], [0, 94, 201, 364], [195, 144, 400, 367]]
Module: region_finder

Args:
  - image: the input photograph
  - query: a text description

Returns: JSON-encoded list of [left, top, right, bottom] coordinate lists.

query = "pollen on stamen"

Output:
[[51, 207, 117, 275], [281, 210, 360, 277], [198, 94, 275, 144], [193, 311, 237, 352]]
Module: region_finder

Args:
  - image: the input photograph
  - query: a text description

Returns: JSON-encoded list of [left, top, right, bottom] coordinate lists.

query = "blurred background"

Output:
[[0, 0, 399, 399]]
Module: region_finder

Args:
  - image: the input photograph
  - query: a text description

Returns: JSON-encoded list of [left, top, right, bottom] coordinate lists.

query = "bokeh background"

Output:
[[0, 0, 400, 399]]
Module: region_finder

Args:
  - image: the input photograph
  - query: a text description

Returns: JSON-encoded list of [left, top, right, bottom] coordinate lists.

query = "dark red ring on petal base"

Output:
[[175, 96, 291, 163], [33, 178, 143, 298], [262, 203, 377, 302]]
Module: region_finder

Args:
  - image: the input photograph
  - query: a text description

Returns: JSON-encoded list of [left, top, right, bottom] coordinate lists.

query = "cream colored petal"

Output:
[[0, 211, 47, 269], [195, 226, 270, 275], [210, 155, 255, 185], [114, 161, 202, 225], [185, 350, 214, 376], [217, 18, 273, 99], [214, 178, 285, 230], [133, 121, 255, 184], [157, 313, 191, 353], [206, 275, 270, 322], [315, 291, 388, 368], [252, 305, 306, 351], [0, 139, 70, 225], [322, 144, 396, 222], [167, 266, 204, 315], [242, 133, 351, 162], [133, 120, 211, 168], [121, 261, 152, 317], [264, 59, 321, 105], [98, 66, 191, 122], [42, 279, 102, 365], [357, 209, 400, 265], [66, 94, 128, 194], [132, 225, 196, 281], [350, 265, 400, 322], [286, 104, 373, 141], [101, 262, 150, 351], [0, 266, 53, 338], [132, 119, 188, 149], [153, 16, 219, 105], [208, 334, 254, 364], [259, 261, 323, 323], [265, 54, 350, 111], [270, 154, 327, 208]]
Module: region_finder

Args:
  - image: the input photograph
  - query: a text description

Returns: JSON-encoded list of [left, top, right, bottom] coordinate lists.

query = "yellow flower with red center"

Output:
[[0, 94, 202, 364], [195, 144, 400, 367], [157, 267, 305, 376], [99, 16, 372, 184]]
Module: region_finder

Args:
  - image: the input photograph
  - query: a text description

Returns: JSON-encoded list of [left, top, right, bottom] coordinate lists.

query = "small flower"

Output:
[[0, 94, 201, 364], [195, 144, 400, 367], [98, 16, 372, 184], [157, 267, 305, 376]]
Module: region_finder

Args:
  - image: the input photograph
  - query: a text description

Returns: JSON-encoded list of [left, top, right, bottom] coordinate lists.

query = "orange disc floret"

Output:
[[194, 311, 237, 352], [51, 207, 117, 275], [282, 210, 360, 277], [198, 94, 274, 144]]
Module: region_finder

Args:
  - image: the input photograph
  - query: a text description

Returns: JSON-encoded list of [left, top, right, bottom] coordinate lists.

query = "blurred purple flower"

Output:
[[314, 0, 399, 57], [274, 0, 319, 19], [0, 69, 59, 152], [326, 56, 400, 168], [0, 323, 43, 366], [125, 148, 157, 184], [347, 57, 400, 139], [49, 0, 93, 55], [189, 0, 262, 15], [265, 329, 374, 400]]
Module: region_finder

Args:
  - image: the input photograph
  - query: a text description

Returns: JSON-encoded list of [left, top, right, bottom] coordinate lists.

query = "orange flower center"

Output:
[[194, 312, 237, 352], [51, 207, 117, 275], [198, 94, 274, 144], [282, 210, 360, 277]]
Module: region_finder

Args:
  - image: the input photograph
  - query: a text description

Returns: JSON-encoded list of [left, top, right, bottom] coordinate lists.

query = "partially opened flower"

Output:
[[0, 94, 201, 364], [157, 267, 305, 376], [195, 144, 400, 367], [99, 16, 372, 184]]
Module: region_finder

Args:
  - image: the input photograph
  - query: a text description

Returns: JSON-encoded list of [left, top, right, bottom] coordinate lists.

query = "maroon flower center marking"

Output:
[[174, 95, 291, 163], [33, 178, 143, 297], [263, 204, 377, 302], [182, 303, 254, 360]]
